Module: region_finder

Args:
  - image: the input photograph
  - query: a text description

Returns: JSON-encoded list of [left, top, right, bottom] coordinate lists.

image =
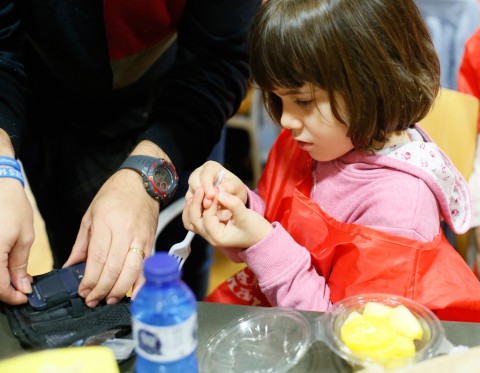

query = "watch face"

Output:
[[119, 156, 178, 202], [150, 162, 178, 200], [153, 166, 174, 193]]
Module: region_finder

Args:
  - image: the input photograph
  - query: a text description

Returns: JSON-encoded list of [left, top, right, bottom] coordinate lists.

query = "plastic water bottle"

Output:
[[132, 252, 198, 372]]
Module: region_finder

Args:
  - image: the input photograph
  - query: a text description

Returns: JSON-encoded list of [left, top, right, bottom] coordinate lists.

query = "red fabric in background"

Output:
[[458, 27, 480, 131], [103, 0, 185, 60], [207, 131, 480, 322]]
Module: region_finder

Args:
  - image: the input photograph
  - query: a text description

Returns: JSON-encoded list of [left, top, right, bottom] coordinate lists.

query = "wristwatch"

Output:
[[119, 155, 179, 206]]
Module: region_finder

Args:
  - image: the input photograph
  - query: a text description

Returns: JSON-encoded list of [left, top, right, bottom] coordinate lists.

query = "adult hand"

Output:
[[64, 169, 158, 307], [0, 178, 34, 305], [186, 161, 247, 210], [64, 141, 164, 308]]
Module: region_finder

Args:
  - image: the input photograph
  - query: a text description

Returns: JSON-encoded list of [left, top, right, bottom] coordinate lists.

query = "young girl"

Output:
[[183, 0, 480, 322]]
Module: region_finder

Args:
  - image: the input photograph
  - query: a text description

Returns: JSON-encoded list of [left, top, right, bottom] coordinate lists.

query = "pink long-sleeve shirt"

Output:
[[236, 126, 472, 311]]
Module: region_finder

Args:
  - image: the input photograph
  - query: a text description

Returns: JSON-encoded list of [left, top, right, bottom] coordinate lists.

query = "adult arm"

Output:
[[0, 0, 34, 305], [138, 0, 260, 173], [67, 0, 261, 306], [0, 0, 27, 151]]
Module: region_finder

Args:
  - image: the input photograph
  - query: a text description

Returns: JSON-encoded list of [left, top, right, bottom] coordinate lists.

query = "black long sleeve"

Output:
[[0, 0, 27, 152], [0, 0, 260, 171], [141, 0, 260, 171]]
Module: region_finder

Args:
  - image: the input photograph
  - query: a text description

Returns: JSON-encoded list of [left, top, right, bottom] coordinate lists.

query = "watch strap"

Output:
[[0, 167, 25, 187], [0, 156, 22, 171], [119, 155, 155, 176], [0, 156, 25, 187]]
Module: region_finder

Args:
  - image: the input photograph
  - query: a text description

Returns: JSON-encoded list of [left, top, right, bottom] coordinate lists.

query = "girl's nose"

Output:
[[280, 112, 302, 130]]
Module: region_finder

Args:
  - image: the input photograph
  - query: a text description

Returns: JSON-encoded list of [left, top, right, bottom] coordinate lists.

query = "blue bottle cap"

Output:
[[143, 252, 180, 281]]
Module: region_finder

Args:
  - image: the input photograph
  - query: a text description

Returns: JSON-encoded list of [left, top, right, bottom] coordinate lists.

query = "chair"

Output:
[[227, 87, 264, 185], [419, 88, 479, 180], [153, 198, 186, 251], [419, 88, 480, 258]]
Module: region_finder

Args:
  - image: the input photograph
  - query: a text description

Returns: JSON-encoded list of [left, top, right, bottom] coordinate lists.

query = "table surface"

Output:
[[1, 301, 480, 372]]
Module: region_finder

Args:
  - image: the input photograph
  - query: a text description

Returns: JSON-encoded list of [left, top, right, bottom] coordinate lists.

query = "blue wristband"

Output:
[[0, 167, 25, 187], [0, 156, 21, 171]]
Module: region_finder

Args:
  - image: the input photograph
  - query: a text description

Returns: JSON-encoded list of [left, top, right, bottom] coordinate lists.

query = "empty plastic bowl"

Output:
[[199, 308, 312, 373]]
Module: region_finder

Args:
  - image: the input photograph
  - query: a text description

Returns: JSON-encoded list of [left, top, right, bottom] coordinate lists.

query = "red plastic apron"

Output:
[[206, 131, 480, 322]]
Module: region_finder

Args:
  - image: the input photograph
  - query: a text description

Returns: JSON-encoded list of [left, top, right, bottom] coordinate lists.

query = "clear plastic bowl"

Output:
[[321, 293, 445, 371], [199, 308, 312, 373]]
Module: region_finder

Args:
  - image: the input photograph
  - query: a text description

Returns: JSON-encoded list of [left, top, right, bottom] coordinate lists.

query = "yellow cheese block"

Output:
[[0, 346, 119, 373]]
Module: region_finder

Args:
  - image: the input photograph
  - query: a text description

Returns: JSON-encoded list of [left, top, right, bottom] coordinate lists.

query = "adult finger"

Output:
[[105, 243, 147, 304], [0, 243, 30, 305], [0, 277, 28, 305], [83, 233, 128, 307], [8, 239, 33, 296], [130, 272, 146, 300], [84, 220, 149, 307], [77, 222, 113, 301], [64, 215, 91, 268]]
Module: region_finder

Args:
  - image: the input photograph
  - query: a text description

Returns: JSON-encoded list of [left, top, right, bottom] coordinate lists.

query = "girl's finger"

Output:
[[188, 188, 206, 231], [182, 197, 194, 231], [202, 196, 223, 240], [217, 191, 246, 217], [217, 208, 233, 222]]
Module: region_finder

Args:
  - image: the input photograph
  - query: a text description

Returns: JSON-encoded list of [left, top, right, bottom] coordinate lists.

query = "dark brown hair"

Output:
[[249, 0, 440, 151]]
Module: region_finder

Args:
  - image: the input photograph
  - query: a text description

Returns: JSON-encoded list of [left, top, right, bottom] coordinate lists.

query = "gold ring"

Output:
[[128, 247, 145, 259]]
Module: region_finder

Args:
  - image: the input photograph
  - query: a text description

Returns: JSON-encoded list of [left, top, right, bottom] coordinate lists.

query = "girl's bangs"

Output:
[[250, 16, 313, 91]]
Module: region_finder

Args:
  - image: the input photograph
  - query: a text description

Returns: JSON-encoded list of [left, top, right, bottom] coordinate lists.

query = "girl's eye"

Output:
[[295, 99, 313, 107]]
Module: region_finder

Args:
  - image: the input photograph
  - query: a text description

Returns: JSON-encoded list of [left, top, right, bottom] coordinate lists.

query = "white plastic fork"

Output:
[[168, 169, 225, 268]]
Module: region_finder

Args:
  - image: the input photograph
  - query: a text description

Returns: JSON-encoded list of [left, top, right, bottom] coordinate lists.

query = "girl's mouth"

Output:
[[297, 140, 313, 151]]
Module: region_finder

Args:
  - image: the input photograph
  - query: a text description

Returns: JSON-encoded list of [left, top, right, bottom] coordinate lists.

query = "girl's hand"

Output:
[[186, 161, 247, 209], [186, 187, 273, 250]]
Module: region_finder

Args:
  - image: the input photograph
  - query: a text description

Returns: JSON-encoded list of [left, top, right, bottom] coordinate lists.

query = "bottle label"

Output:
[[133, 312, 198, 362]]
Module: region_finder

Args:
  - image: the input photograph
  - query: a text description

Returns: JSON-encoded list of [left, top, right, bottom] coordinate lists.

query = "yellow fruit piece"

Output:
[[389, 305, 423, 340], [355, 334, 417, 371], [365, 335, 416, 360], [343, 310, 362, 326], [363, 302, 393, 318], [340, 315, 396, 353]]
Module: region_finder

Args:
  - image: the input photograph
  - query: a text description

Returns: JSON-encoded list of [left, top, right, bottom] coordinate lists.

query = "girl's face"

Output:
[[273, 85, 354, 161]]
